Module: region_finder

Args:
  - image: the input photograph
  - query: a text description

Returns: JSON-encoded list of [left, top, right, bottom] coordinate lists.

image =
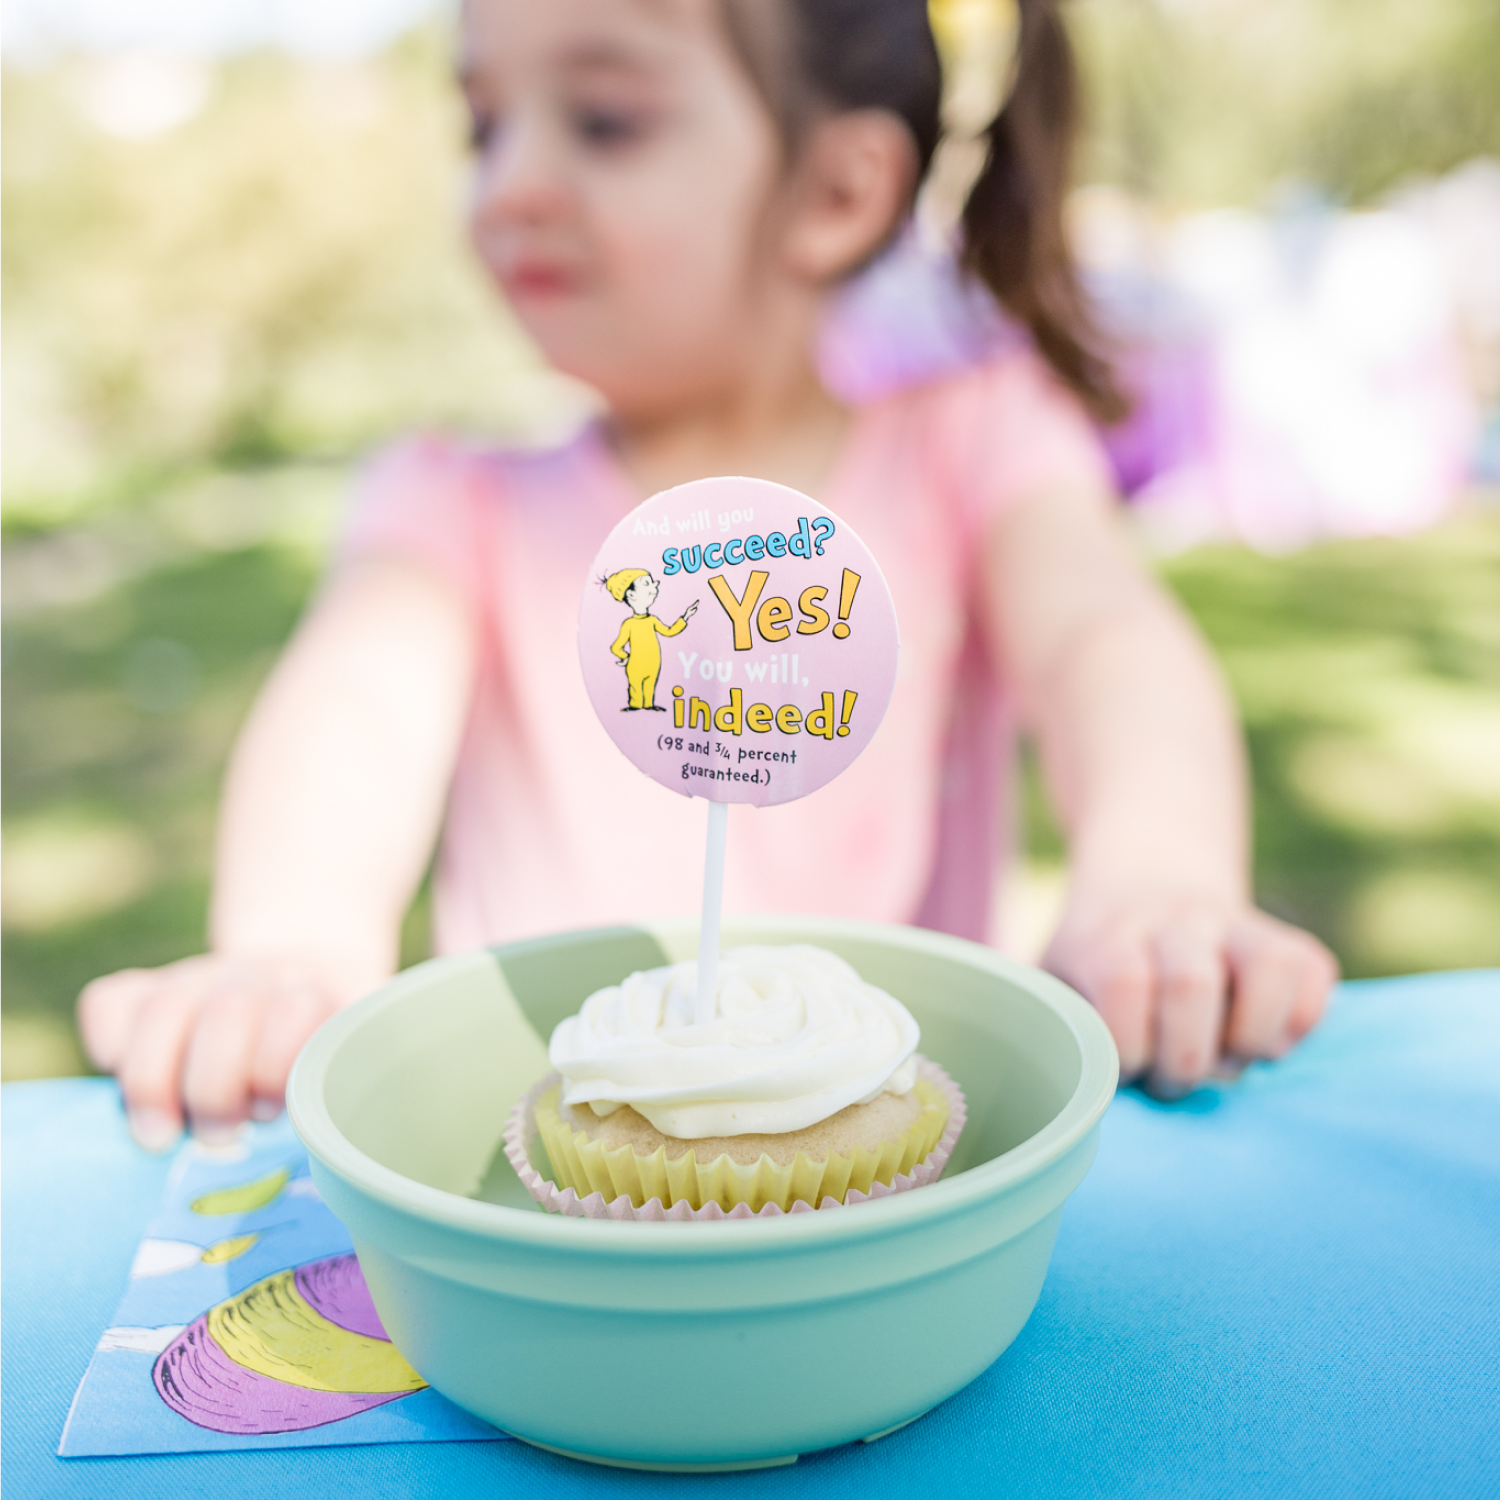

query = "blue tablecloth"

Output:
[[5, 971, 1498, 1499]]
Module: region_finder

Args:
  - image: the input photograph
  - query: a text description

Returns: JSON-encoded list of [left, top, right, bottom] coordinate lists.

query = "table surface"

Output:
[[5, 970, 1498, 1500]]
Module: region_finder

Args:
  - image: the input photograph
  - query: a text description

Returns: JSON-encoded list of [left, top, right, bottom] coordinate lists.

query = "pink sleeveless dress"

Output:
[[339, 351, 1111, 954]]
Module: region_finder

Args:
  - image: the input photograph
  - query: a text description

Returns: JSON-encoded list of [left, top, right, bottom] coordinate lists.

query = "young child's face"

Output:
[[625, 573, 659, 610], [461, 0, 785, 418]]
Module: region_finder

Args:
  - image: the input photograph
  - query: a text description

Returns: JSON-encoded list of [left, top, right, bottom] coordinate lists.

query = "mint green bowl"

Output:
[[287, 915, 1117, 1472]]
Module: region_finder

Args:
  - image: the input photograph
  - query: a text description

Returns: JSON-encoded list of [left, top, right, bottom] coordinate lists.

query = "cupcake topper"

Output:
[[579, 477, 899, 1021]]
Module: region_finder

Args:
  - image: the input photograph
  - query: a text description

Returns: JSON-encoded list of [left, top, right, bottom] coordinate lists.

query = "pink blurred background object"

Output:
[[821, 164, 1498, 553]]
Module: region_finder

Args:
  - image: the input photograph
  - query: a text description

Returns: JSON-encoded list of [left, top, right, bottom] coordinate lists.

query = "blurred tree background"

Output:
[[1075, 0, 1500, 204], [4, 1, 1499, 1080]]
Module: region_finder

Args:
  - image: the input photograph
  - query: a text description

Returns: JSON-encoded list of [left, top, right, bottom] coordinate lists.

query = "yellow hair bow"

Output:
[[927, 0, 1020, 139]]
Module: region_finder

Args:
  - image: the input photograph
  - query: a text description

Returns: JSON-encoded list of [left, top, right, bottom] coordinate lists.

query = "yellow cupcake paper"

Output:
[[534, 1076, 950, 1214]]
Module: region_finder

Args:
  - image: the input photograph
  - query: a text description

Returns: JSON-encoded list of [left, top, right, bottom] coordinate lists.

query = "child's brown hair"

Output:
[[725, 0, 1126, 422]]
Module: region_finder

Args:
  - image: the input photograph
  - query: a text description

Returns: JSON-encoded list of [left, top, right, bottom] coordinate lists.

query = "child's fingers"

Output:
[[248, 976, 338, 1113], [1149, 917, 1227, 1091], [117, 981, 202, 1150], [77, 968, 156, 1071], [1048, 923, 1155, 1080], [1088, 933, 1156, 1081], [181, 977, 264, 1140], [1224, 918, 1308, 1059], [1285, 929, 1338, 1044]]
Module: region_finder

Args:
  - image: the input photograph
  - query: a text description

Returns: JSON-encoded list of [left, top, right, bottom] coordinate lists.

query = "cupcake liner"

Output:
[[501, 1056, 967, 1223], [535, 1077, 947, 1213]]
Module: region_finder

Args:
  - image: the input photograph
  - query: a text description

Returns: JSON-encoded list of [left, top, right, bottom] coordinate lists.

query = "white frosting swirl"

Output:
[[548, 944, 920, 1138]]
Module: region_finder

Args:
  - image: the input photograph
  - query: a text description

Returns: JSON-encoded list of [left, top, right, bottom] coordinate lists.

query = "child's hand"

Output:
[[77, 955, 352, 1150], [1042, 890, 1338, 1094]]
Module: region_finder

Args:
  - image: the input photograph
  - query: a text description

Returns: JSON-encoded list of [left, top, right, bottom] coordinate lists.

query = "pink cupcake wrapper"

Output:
[[501, 1056, 967, 1223]]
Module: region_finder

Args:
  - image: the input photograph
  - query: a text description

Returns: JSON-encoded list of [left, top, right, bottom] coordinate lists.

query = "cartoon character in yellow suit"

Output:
[[605, 568, 698, 711]]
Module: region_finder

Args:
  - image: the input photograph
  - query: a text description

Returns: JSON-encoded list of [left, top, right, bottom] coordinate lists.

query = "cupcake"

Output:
[[521, 945, 961, 1215]]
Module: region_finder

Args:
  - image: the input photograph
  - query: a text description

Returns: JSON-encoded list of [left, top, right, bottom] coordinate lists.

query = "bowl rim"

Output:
[[288, 916, 1119, 1256]]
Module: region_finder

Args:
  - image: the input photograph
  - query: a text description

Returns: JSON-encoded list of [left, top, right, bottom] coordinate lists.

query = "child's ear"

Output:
[[779, 110, 918, 285]]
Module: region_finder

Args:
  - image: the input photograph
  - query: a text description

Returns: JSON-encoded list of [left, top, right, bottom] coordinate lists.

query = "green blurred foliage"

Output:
[[2, 32, 587, 524], [1074, 0, 1500, 205], [4, 10, 1498, 1080], [1, 466, 438, 1078], [1172, 517, 1500, 973], [1017, 515, 1500, 975]]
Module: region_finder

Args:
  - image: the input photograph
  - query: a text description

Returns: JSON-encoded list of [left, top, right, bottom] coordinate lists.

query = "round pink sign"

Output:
[[578, 476, 899, 806]]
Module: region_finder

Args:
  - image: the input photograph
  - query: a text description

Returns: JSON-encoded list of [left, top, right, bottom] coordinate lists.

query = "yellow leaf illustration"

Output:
[[200, 1233, 260, 1264], [190, 1167, 290, 1215]]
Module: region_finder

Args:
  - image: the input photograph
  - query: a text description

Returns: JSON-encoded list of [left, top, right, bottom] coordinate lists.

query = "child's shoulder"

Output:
[[866, 347, 1112, 510], [341, 422, 609, 589], [361, 422, 601, 500], [885, 344, 1093, 430]]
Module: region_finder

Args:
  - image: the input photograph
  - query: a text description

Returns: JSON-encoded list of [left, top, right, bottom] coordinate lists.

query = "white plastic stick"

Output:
[[696, 799, 728, 1025]]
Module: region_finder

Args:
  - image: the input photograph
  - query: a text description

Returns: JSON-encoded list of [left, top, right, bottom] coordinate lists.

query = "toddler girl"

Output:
[[80, 0, 1337, 1148]]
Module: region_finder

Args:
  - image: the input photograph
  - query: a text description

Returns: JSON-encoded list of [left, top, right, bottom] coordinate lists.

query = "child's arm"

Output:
[[77, 557, 476, 1146], [984, 485, 1337, 1092]]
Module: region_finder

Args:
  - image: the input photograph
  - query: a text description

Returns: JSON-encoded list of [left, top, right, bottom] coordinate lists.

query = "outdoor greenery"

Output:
[[4, 5, 1498, 1081], [1074, 0, 1500, 205]]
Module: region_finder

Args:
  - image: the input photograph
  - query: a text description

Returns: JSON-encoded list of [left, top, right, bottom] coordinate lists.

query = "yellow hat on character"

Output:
[[604, 567, 649, 602]]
